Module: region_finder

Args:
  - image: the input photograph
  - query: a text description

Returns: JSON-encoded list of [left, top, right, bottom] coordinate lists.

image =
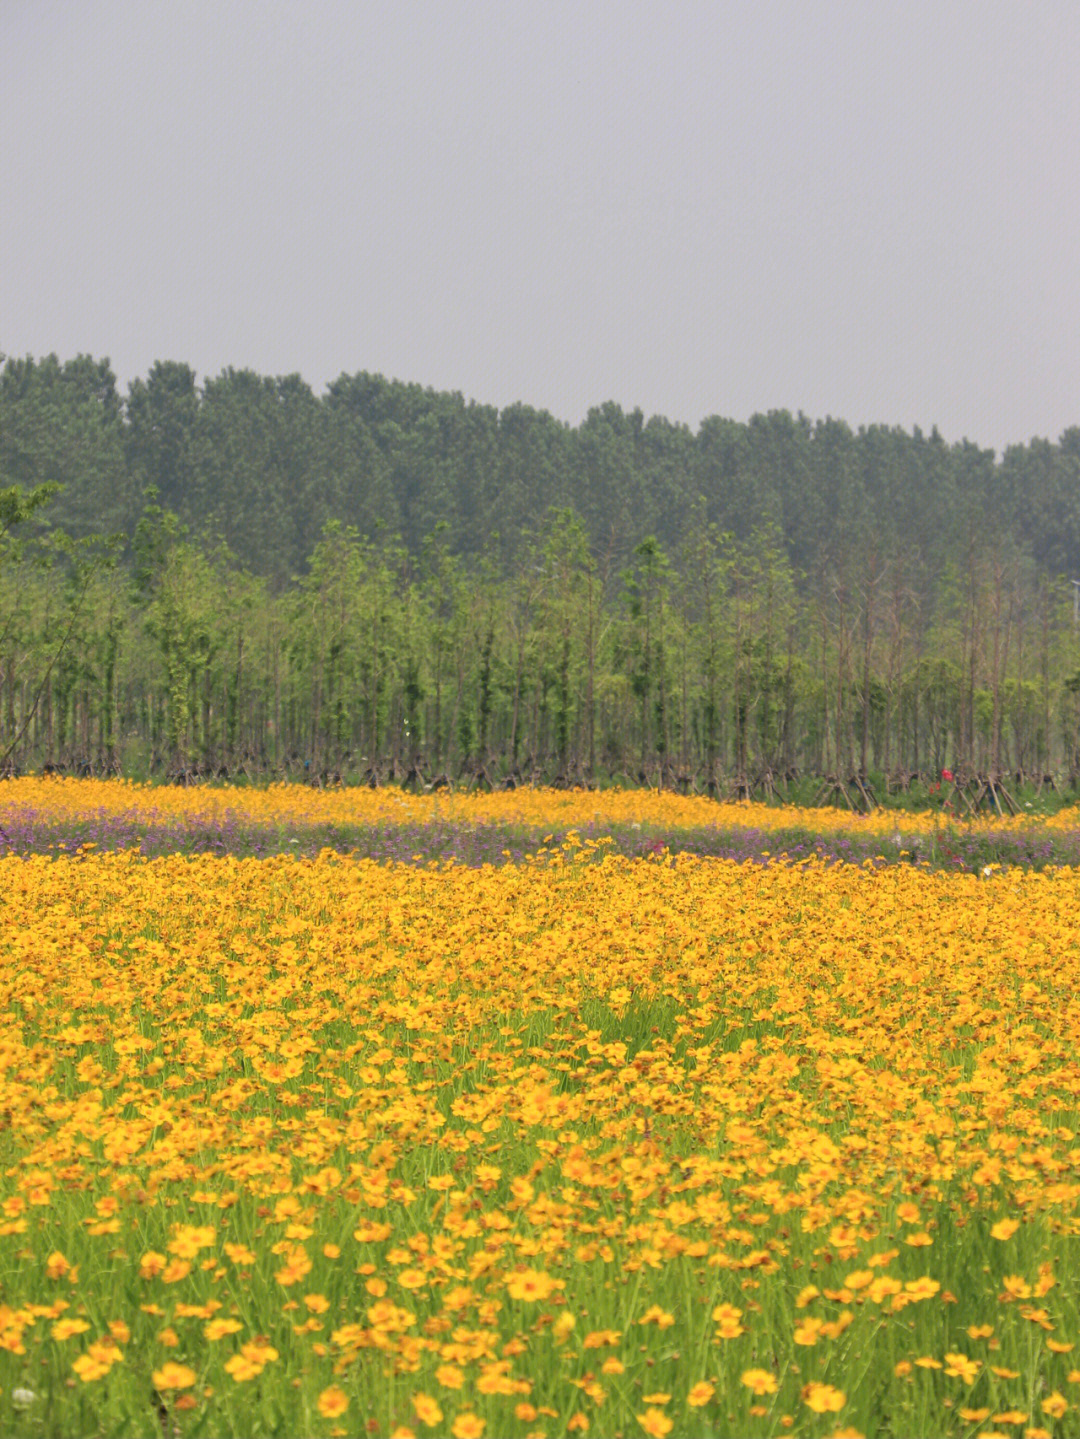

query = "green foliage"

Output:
[[0, 481, 60, 544], [4, 353, 1080, 789], [5, 352, 1080, 584]]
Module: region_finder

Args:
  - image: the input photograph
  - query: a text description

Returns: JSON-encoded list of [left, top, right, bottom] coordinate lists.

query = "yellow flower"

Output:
[[742, 1370, 779, 1397], [794, 1317, 823, 1346], [412, 1393, 443, 1428], [506, 1268, 555, 1302], [802, 1383, 845, 1413], [687, 1382, 715, 1407], [637, 1409, 673, 1438], [844, 1270, 874, 1291], [243, 1339, 279, 1364], [52, 1318, 90, 1341], [317, 1387, 349, 1419], [1001, 1276, 1032, 1300], [71, 1341, 122, 1384], [205, 1318, 243, 1340], [46, 1251, 70, 1279], [139, 1250, 167, 1279], [167, 1224, 216, 1259], [152, 1362, 197, 1390], [1042, 1392, 1069, 1419], [991, 1218, 1020, 1241], [867, 1275, 902, 1304], [451, 1415, 485, 1439], [72, 1353, 112, 1382], [944, 1352, 980, 1384], [903, 1277, 940, 1301], [224, 1352, 263, 1382], [584, 1330, 622, 1349], [223, 1343, 277, 1383]]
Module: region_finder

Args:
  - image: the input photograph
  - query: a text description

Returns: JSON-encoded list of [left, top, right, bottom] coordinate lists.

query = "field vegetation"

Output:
[[5, 370, 1080, 1436], [2, 783, 1080, 1436], [3, 777, 1080, 873], [4, 361, 1080, 794]]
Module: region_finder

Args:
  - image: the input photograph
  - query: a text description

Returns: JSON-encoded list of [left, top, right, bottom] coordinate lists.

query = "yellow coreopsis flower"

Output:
[[505, 1268, 555, 1301], [636, 1409, 673, 1438], [741, 1370, 778, 1397], [317, 1387, 349, 1418], [152, 1362, 197, 1390], [801, 1382, 845, 1413], [412, 1393, 443, 1428]]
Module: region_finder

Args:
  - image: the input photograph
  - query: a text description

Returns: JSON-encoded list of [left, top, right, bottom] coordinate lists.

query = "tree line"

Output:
[[5, 351, 1080, 581], [2, 351, 1080, 799]]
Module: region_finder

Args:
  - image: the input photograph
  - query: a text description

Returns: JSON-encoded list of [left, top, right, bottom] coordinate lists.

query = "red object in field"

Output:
[[941, 768, 954, 782]]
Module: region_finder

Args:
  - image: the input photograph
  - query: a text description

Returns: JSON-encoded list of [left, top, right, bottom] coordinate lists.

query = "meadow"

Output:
[[1, 783, 1080, 1437], [3, 777, 1080, 871]]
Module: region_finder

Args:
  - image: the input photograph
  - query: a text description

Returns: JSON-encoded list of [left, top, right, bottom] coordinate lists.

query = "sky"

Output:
[[2, 0, 1078, 454]]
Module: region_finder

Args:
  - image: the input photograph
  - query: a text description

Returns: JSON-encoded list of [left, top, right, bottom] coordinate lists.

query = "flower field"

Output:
[[2, 787, 1080, 1436], [5, 775, 1080, 835], [3, 777, 1080, 871]]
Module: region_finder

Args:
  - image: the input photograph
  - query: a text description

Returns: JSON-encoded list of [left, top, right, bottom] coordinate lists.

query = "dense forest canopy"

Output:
[[5, 351, 1080, 578], [2, 349, 1080, 795]]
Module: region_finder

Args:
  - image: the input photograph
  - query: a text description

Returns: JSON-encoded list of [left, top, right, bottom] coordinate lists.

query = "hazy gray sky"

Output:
[[3, 0, 1077, 452]]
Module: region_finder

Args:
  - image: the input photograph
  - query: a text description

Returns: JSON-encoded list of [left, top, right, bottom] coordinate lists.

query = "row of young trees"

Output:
[[3, 488, 1080, 795]]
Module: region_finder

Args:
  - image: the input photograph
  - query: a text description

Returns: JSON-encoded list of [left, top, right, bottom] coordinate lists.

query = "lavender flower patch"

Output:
[[2, 802, 1079, 872]]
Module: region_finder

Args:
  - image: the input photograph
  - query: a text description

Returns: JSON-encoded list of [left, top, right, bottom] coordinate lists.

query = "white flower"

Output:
[[12, 1388, 36, 1409]]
